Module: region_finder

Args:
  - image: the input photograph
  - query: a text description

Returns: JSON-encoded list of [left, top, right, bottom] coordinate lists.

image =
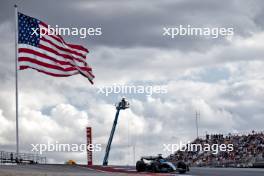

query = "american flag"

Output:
[[18, 12, 94, 84]]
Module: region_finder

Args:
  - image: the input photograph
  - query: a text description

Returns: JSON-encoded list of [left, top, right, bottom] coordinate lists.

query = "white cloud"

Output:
[[0, 1, 263, 166]]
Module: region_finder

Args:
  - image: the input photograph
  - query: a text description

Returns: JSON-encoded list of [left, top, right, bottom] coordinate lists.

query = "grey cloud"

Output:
[[0, 0, 264, 165], [1, 0, 263, 51]]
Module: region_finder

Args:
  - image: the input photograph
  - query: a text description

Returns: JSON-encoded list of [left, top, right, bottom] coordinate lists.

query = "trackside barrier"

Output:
[[0, 151, 46, 164]]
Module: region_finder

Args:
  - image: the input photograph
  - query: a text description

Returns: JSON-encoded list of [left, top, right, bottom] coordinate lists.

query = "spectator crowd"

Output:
[[168, 131, 264, 167]]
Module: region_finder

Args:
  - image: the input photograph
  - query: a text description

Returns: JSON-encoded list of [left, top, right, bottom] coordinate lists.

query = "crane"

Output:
[[103, 98, 130, 166]]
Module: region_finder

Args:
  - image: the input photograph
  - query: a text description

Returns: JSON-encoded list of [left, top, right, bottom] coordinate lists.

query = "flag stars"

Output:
[[18, 13, 40, 47]]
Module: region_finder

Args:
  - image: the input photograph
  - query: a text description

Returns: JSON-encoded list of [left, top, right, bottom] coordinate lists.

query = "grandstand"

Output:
[[168, 131, 264, 168], [0, 151, 46, 164]]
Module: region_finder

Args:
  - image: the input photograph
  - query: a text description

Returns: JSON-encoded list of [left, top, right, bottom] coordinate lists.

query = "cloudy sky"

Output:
[[0, 0, 264, 165]]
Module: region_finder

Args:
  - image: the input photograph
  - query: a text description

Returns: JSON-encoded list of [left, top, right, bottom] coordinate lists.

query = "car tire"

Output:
[[136, 160, 145, 172], [151, 163, 159, 173], [177, 161, 187, 174], [179, 169, 186, 174]]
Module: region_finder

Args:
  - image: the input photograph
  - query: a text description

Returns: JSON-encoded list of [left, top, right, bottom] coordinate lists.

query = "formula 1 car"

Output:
[[136, 154, 189, 174]]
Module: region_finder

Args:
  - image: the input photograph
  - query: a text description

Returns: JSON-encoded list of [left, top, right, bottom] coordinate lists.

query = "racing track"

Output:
[[88, 165, 264, 176], [0, 164, 263, 176]]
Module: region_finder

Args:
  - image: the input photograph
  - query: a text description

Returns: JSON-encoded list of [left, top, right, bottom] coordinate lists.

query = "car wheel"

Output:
[[136, 160, 145, 172], [179, 169, 186, 174], [177, 161, 187, 174], [151, 164, 159, 173]]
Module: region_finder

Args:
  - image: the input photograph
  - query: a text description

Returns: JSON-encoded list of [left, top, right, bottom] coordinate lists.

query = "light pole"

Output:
[[103, 98, 129, 166], [195, 111, 200, 139]]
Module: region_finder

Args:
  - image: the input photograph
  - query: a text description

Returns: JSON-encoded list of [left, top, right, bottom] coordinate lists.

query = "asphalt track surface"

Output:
[[0, 164, 263, 176]]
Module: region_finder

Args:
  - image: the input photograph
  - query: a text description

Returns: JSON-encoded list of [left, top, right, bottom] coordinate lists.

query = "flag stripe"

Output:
[[19, 63, 79, 76], [39, 44, 86, 64], [19, 57, 78, 71], [41, 33, 88, 57], [39, 39, 87, 63], [18, 54, 92, 72], [39, 22, 89, 53], [19, 58, 94, 78], [18, 44, 86, 67], [44, 33, 88, 56], [18, 45, 94, 77], [41, 36, 87, 59], [19, 52, 74, 67], [20, 66, 78, 77]]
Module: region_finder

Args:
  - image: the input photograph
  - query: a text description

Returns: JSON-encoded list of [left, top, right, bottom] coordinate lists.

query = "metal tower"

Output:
[[103, 98, 129, 166]]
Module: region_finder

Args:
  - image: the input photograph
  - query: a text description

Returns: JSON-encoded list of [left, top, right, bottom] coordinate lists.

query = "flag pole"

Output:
[[14, 4, 19, 155]]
